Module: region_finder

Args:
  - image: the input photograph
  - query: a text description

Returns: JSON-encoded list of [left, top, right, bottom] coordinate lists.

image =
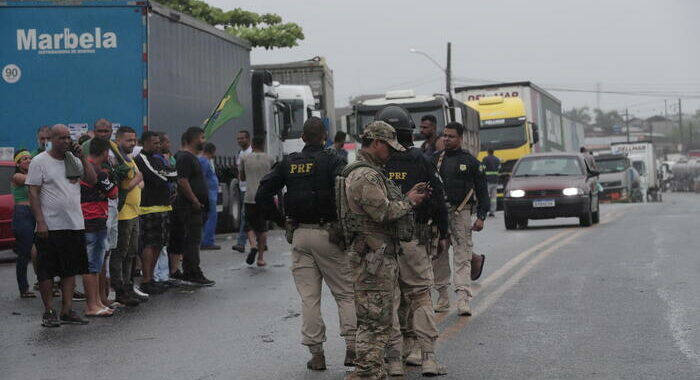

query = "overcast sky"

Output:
[[209, 0, 700, 118]]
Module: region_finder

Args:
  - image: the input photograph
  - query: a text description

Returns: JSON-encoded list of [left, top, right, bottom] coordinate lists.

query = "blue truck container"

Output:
[[0, 0, 253, 157]]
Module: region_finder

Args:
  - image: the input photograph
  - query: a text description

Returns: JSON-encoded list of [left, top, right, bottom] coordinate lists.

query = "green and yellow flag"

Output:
[[203, 68, 245, 139]]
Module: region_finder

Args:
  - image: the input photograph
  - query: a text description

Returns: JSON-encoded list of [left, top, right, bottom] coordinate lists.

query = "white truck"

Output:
[[610, 141, 661, 202]]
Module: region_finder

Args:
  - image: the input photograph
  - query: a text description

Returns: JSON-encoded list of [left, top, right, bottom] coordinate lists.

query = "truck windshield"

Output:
[[596, 158, 628, 173], [356, 107, 445, 140], [632, 160, 646, 176], [279, 99, 305, 139], [514, 157, 583, 177], [480, 124, 527, 150]]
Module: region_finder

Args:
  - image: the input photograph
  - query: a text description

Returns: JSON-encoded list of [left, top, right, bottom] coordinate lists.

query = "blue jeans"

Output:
[[202, 189, 218, 247], [236, 190, 247, 247], [154, 247, 170, 282], [11, 205, 35, 293], [85, 229, 108, 273]]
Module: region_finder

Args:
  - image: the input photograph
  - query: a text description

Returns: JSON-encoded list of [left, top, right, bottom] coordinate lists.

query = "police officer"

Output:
[[378, 106, 449, 377], [256, 117, 356, 371], [339, 121, 427, 380], [431, 122, 490, 316]]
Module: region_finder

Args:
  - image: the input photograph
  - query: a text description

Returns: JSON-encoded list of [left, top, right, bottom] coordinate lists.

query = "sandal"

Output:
[[107, 302, 125, 310], [85, 307, 113, 318], [20, 291, 37, 298]]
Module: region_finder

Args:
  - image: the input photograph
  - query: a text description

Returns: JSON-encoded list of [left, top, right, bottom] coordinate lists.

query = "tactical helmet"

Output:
[[375, 104, 415, 131]]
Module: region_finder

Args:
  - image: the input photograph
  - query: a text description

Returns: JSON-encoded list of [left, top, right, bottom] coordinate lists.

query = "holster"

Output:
[[285, 218, 298, 244]]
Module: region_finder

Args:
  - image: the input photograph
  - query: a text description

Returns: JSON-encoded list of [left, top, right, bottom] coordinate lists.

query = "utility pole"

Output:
[[678, 98, 683, 153], [446, 42, 452, 98], [625, 108, 630, 143]]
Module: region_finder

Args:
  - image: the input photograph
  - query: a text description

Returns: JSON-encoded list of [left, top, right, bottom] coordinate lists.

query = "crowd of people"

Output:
[[9, 120, 255, 326]]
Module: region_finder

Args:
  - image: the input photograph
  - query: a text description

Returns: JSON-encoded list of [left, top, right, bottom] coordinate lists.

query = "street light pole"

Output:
[[446, 42, 452, 98]]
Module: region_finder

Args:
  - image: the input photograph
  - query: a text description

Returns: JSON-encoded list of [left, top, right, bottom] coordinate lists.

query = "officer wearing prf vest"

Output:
[[378, 105, 449, 377], [432, 122, 490, 316], [255, 117, 356, 371], [338, 121, 428, 380]]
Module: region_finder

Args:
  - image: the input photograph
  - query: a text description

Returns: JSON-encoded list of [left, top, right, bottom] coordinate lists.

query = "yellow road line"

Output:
[[437, 209, 629, 341]]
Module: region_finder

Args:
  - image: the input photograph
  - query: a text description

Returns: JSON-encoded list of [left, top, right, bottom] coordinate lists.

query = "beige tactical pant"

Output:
[[388, 240, 439, 357], [432, 207, 473, 299], [291, 226, 356, 347]]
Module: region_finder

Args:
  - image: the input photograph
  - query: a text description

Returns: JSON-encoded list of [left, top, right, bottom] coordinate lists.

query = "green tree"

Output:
[[157, 0, 304, 49], [593, 108, 624, 134], [564, 106, 592, 125]]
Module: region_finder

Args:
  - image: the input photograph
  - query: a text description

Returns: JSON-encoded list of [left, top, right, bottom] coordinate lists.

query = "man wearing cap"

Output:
[[339, 121, 428, 380]]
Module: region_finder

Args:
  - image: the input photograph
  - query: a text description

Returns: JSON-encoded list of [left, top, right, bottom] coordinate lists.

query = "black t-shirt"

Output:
[[175, 151, 208, 208]]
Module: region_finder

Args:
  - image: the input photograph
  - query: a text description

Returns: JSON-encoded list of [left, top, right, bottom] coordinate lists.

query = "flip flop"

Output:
[[20, 291, 37, 298], [471, 254, 485, 281], [256, 260, 267, 267], [85, 307, 114, 318], [107, 302, 125, 310]]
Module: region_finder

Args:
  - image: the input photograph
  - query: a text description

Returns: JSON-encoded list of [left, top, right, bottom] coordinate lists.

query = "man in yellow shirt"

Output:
[[110, 126, 144, 306]]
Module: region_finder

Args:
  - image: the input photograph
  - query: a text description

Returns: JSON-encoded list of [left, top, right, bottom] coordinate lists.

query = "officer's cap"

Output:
[[361, 121, 405, 152]]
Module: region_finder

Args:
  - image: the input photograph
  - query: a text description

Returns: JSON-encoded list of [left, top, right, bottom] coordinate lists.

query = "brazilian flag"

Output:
[[203, 68, 245, 139]]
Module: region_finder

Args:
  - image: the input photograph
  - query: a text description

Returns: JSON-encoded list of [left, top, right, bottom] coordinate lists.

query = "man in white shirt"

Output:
[[233, 130, 253, 253]]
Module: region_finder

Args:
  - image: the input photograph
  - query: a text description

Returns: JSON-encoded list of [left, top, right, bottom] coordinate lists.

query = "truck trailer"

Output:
[[1, 0, 255, 157], [611, 141, 661, 202]]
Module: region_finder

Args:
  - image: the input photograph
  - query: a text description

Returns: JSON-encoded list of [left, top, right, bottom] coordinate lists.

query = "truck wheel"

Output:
[[579, 207, 593, 227], [504, 210, 517, 230]]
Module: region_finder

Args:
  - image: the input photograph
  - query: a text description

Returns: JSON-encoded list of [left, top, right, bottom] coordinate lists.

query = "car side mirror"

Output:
[[588, 170, 600, 177]]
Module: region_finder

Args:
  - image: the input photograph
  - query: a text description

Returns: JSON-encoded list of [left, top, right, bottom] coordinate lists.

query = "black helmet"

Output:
[[375, 104, 414, 131]]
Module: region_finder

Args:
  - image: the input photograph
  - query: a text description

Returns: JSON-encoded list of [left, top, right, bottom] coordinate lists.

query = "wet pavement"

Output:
[[1, 193, 699, 379]]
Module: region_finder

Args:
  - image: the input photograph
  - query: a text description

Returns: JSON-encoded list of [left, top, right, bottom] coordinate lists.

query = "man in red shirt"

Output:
[[80, 137, 118, 316]]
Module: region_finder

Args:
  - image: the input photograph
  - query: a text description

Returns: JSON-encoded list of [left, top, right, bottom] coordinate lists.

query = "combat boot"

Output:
[[307, 344, 326, 371], [421, 352, 448, 376], [456, 297, 472, 316], [433, 288, 450, 313], [405, 342, 422, 366], [387, 358, 404, 376]]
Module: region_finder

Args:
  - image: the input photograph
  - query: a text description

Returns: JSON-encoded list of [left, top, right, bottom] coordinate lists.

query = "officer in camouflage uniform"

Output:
[[378, 106, 449, 377], [256, 117, 356, 371], [339, 121, 428, 380], [432, 122, 490, 316]]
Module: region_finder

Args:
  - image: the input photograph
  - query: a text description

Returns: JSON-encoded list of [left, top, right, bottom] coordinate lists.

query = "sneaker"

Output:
[[130, 287, 150, 302], [42, 309, 61, 328], [184, 272, 215, 287], [139, 281, 166, 295], [246, 248, 258, 265], [60, 310, 89, 325], [171, 270, 185, 280], [232, 244, 245, 253], [72, 290, 86, 302]]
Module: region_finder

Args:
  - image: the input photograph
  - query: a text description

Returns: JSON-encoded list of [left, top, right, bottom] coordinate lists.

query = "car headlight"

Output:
[[562, 187, 584, 196], [508, 189, 525, 198]]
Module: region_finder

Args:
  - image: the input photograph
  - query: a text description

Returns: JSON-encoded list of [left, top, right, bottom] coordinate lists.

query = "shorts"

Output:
[[140, 211, 170, 249], [35, 230, 89, 281], [244, 203, 267, 233], [86, 229, 108, 273]]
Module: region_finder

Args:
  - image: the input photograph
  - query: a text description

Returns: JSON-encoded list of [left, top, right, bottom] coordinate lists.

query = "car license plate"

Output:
[[533, 199, 555, 208]]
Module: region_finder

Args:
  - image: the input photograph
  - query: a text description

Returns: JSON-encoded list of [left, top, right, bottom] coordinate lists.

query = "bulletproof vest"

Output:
[[386, 147, 431, 223], [439, 150, 476, 205], [284, 149, 337, 223], [337, 160, 414, 243]]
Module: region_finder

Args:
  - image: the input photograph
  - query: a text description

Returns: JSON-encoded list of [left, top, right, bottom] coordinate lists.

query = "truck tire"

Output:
[[579, 206, 593, 227], [504, 210, 517, 230]]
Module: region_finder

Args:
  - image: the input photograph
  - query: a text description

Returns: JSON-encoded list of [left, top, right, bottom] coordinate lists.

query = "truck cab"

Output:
[[275, 84, 316, 154], [467, 96, 540, 209], [350, 90, 479, 155]]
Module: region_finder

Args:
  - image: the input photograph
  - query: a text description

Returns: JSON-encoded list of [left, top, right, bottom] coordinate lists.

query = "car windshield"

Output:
[[0, 166, 13, 195], [596, 158, 628, 173], [514, 156, 583, 177]]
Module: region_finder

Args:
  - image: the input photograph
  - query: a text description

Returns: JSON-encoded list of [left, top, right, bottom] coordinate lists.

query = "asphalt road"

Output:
[[1, 193, 699, 379]]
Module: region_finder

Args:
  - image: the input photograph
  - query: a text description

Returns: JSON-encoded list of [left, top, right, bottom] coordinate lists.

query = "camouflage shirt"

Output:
[[345, 150, 413, 225]]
